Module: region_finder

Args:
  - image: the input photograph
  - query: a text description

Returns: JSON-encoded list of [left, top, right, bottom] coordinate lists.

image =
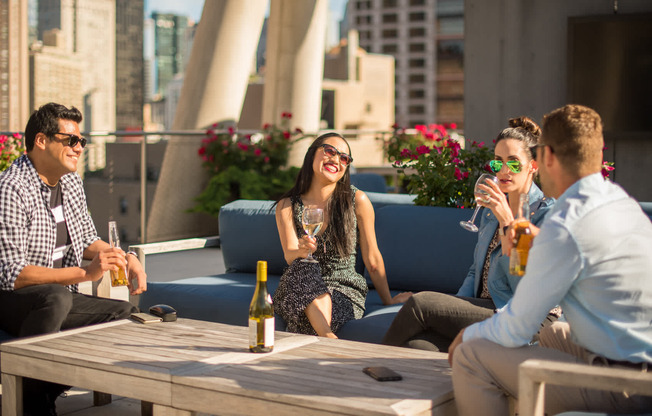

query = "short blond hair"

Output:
[[541, 104, 603, 178]]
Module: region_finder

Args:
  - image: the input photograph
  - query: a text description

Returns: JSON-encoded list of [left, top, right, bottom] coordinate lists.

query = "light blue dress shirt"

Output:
[[464, 173, 652, 363]]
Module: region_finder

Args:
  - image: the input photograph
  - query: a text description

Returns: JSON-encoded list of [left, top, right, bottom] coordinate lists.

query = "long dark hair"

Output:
[[276, 132, 355, 258]]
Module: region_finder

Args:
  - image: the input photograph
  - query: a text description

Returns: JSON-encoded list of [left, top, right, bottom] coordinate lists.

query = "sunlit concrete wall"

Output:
[[464, 0, 652, 201]]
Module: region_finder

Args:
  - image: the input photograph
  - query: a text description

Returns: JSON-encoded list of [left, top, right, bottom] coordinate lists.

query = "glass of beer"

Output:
[[108, 221, 128, 286], [508, 194, 533, 276]]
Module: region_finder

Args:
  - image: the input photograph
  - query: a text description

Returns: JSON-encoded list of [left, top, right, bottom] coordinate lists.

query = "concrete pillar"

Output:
[[0, 0, 29, 131], [262, 0, 328, 166], [146, 0, 266, 242]]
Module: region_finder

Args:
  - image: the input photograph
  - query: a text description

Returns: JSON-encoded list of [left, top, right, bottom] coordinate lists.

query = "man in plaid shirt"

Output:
[[0, 103, 147, 414]]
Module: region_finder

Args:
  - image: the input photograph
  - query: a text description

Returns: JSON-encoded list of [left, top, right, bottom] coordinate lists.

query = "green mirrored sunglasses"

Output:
[[489, 159, 522, 173]]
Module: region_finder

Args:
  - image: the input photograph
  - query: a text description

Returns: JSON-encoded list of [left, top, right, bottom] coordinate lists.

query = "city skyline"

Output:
[[145, 0, 349, 23]]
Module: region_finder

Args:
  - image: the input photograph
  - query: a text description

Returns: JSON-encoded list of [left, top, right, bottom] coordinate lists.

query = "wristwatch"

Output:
[[498, 225, 509, 236], [126, 250, 139, 259]]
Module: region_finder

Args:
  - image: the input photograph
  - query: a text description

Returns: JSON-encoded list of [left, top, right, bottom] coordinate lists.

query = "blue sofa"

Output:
[[138, 197, 652, 344], [138, 193, 480, 344]]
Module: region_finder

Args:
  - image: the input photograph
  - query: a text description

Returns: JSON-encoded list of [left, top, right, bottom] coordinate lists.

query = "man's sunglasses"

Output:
[[319, 143, 353, 166], [489, 159, 522, 174], [53, 133, 87, 148]]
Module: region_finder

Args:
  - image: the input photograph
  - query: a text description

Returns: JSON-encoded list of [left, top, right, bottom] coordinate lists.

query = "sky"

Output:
[[145, 0, 349, 23]]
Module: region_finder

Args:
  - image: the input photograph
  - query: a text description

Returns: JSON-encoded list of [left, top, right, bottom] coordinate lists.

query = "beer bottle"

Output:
[[509, 194, 533, 276], [248, 261, 274, 353]]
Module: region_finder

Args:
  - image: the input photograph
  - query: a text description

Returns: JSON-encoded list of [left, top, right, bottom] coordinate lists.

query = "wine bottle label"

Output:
[[248, 317, 275, 348], [264, 317, 274, 347], [248, 318, 257, 348]]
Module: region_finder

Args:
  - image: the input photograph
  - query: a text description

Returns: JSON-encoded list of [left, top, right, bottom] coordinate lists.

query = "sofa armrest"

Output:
[[518, 359, 652, 416], [128, 236, 220, 272]]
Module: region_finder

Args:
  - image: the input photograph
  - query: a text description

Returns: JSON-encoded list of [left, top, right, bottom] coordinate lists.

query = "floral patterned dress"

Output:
[[272, 186, 367, 335]]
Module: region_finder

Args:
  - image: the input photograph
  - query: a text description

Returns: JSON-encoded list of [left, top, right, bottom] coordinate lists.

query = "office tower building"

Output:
[[38, 0, 115, 132], [116, 0, 144, 130], [152, 12, 190, 98], [347, 0, 464, 128], [0, 0, 29, 132], [29, 29, 83, 112]]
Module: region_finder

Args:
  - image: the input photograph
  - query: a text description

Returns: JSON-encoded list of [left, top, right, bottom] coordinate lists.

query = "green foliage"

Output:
[[192, 114, 303, 217], [386, 124, 494, 208], [0, 133, 25, 172]]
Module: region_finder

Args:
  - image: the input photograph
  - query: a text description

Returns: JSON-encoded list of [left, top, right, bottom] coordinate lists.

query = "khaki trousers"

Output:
[[451, 321, 652, 415]]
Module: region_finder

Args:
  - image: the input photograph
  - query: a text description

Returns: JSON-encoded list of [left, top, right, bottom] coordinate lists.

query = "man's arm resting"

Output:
[[14, 264, 99, 289]]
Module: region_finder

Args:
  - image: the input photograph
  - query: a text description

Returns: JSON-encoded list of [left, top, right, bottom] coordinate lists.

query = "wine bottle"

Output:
[[509, 193, 533, 276], [249, 260, 274, 353]]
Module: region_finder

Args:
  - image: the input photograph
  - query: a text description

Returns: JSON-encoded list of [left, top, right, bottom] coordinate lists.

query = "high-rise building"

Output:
[[38, 0, 116, 132], [347, 0, 464, 128], [29, 29, 83, 113], [115, 0, 144, 131], [152, 12, 190, 98], [0, 0, 29, 132]]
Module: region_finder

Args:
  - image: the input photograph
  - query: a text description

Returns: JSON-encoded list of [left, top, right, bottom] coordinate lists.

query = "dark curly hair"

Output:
[[24, 102, 83, 152]]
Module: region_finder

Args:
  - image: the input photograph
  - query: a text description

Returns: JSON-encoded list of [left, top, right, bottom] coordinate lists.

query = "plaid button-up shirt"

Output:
[[0, 155, 100, 292]]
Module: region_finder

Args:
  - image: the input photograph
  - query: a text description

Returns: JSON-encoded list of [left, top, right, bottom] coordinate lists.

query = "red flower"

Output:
[[283, 131, 291, 139], [454, 167, 463, 181], [237, 143, 249, 151], [400, 148, 413, 158], [198, 147, 206, 155], [294, 127, 303, 134], [450, 122, 457, 130], [281, 112, 292, 119], [254, 148, 262, 156], [415, 124, 427, 134], [264, 156, 270, 163], [263, 123, 271, 130], [228, 126, 235, 134], [391, 123, 399, 129], [463, 171, 469, 179], [416, 145, 431, 155]]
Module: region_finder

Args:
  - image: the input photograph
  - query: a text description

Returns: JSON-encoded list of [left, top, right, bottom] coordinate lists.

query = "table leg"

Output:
[[1, 373, 22, 416], [93, 391, 112, 406]]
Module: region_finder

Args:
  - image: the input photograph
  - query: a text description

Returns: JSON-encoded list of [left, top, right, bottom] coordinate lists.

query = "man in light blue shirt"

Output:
[[448, 104, 652, 415]]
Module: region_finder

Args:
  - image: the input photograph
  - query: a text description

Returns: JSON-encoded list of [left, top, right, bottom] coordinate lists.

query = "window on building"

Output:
[[382, 44, 398, 53], [382, 14, 398, 23], [382, 29, 398, 38], [409, 74, 426, 83], [409, 58, 426, 68], [119, 197, 128, 214], [409, 105, 425, 114], [360, 30, 371, 41], [383, 0, 398, 7], [409, 90, 425, 98], [409, 27, 426, 37], [409, 43, 426, 52], [409, 12, 426, 22], [410, 0, 426, 5]]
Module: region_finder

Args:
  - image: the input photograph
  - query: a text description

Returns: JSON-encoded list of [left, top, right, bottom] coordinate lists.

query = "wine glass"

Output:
[[301, 207, 323, 263], [459, 174, 499, 232]]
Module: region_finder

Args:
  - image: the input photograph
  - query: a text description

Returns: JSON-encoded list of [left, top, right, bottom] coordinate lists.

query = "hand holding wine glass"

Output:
[[301, 207, 323, 263], [459, 174, 499, 232]]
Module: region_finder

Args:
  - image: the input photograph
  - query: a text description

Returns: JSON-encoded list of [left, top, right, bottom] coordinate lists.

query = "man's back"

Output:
[[543, 173, 652, 361]]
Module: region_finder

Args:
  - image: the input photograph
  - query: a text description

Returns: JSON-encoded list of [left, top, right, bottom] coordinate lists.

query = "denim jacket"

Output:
[[455, 183, 554, 309]]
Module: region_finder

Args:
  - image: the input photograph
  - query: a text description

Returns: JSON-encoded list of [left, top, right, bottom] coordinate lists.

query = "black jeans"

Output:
[[382, 291, 495, 352], [0, 284, 137, 412]]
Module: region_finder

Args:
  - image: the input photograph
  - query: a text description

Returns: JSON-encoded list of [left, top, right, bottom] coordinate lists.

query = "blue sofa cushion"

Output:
[[218, 200, 287, 276], [371, 205, 477, 293], [139, 274, 287, 331], [350, 173, 387, 193]]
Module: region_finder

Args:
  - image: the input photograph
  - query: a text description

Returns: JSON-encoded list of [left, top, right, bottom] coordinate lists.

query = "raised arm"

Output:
[[356, 191, 412, 305], [275, 198, 315, 265]]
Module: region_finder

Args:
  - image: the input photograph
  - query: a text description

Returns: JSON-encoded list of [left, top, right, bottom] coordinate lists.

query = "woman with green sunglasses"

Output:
[[383, 117, 556, 352]]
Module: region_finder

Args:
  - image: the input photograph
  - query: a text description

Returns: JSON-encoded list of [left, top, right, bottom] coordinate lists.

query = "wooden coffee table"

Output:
[[1, 318, 455, 415]]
